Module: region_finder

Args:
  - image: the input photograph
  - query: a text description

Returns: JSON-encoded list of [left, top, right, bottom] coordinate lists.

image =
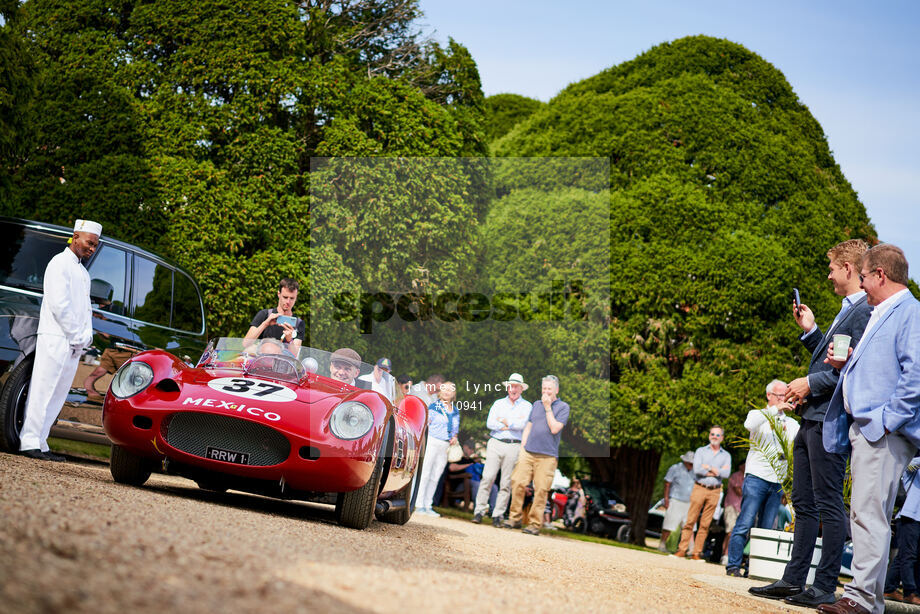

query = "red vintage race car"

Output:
[[102, 337, 428, 529]]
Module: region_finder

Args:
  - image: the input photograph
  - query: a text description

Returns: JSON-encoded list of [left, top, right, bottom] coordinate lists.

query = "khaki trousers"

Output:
[[473, 437, 520, 518], [509, 449, 556, 530], [676, 483, 721, 556]]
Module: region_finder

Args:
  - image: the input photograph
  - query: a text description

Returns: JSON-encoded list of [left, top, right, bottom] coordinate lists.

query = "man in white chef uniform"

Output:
[[19, 219, 101, 461]]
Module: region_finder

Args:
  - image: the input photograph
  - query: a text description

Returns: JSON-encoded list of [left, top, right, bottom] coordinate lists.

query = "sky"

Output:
[[419, 0, 920, 279]]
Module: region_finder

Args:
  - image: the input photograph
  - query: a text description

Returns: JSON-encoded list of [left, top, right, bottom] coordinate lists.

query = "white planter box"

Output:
[[748, 527, 821, 584]]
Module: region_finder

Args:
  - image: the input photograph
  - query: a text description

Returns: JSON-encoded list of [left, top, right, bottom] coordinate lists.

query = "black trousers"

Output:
[[885, 516, 920, 595], [782, 418, 848, 592]]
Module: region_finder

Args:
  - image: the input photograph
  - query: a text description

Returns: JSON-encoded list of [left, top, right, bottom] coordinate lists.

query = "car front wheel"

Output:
[[335, 424, 390, 530], [0, 358, 32, 452], [109, 444, 152, 486]]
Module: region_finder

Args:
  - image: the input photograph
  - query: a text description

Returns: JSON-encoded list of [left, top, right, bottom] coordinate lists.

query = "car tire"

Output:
[[378, 425, 427, 525], [616, 523, 632, 543], [109, 444, 152, 486], [0, 357, 32, 452], [588, 517, 606, 536], [335, 424, 389, 530]]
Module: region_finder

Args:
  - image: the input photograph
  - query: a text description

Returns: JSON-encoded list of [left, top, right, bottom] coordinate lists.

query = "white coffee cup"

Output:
[[832, 334, 852, 360]]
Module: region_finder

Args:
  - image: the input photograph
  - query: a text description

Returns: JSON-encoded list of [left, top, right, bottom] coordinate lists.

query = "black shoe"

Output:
[[21, 449, 51, 461], [784, 587, 837, 607], [492, 516, 503, 528], [726, 568, 743, 577], [522, 527, 540, 535], [45, 452, 66, 462], [501, 521, 522, 529], [472, 513, 483, 524], [749, 579, 805, 600]]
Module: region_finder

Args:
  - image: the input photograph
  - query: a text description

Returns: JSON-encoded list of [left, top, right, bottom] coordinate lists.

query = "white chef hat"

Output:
[[73, 219, 102, 236]]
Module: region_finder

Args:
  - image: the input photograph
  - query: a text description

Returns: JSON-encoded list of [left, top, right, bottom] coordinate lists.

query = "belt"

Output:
[[696, 483, 721, 490], [492, 436, 521, 444]]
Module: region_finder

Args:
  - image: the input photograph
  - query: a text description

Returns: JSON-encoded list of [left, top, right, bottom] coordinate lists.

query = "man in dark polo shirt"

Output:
[[244, 278, 305, 354], [505, 375, 570, 535]]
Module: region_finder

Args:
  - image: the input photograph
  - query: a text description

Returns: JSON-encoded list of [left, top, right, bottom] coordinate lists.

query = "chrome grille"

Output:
[[163, 412, 290, 466]]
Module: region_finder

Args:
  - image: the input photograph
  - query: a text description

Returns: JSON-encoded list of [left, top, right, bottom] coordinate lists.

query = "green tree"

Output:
[[0, 0, 34, 195], [484, 93, 543, 143], [491, 35, 876, 543], [1, 0, 487, 345]]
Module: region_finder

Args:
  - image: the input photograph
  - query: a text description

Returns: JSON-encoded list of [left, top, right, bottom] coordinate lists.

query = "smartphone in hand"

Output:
[[276, 315, 297, 328], [793, 288, 801, 315]]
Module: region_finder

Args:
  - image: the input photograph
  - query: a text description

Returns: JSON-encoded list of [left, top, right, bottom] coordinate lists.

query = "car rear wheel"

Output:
[[110, 444, 152, 486], [0, 358, 32, 452], [335, 425, 389, 530], [378, 425, 427, 525], [616, 523, 632, 543]]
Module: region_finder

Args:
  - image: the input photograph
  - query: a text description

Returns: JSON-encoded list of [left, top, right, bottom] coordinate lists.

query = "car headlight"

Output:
[[329, 401, 374, 440], [111, 361, 154, 398]]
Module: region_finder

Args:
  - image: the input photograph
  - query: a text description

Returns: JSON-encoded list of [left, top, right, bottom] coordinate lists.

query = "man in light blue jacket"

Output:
[[818, 244, 920, 614]]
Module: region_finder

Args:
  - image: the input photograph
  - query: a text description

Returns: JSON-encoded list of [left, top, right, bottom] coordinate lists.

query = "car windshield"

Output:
[[197, 338, 396, 400], [582, 481, 625, 510]]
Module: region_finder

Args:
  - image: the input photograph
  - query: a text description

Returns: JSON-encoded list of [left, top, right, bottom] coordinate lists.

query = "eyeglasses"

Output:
[[858, 268, 881, 283], [709, 433, 723, 438], [767, 392, 785, 398]]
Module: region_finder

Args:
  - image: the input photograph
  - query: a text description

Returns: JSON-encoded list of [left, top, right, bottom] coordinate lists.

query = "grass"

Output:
[[433, 504, 661, 553], [48, 437, 110, 460]]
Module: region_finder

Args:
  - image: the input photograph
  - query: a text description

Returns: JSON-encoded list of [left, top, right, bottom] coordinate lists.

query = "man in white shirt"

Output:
[[357, 357, 395, 401], [471, 373, 532, 527], [725, 379, 799, 576], [19, 220, 101, 461]]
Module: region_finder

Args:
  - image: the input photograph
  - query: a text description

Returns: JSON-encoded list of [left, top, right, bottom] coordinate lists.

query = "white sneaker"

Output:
[[720, 555, 728, 565], [428, 508, 441, 517]]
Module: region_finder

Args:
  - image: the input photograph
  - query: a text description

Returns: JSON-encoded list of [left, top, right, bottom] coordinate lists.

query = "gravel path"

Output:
[[1, 452, 810, 613]]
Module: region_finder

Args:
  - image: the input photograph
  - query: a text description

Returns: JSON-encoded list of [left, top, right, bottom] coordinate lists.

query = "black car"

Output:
[[0, 217, 208, 450], [581, 480, 633, 542]]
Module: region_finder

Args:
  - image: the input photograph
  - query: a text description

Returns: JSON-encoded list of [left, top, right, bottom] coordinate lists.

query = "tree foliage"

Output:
[[0, 0, 34, 193], [484, 93, 543, 143], [490, 35, 876, 541], [0, 0, 487, 341]]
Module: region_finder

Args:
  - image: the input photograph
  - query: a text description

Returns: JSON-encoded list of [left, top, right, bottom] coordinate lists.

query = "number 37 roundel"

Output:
[[207, 377, 297, 402]]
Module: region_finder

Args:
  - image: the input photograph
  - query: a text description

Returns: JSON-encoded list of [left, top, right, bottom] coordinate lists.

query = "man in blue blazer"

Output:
[[816, 244, 920, 614], [751, 239, 871, 606]]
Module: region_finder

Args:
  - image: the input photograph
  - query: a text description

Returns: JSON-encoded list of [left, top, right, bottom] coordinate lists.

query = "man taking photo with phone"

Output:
[[750, 239, 872, 607], [244, 278, 305, 354]]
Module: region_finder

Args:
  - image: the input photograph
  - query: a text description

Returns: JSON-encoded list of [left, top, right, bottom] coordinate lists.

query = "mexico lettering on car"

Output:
[[205, 377, 297, 402], [182, 397, 282, 422]]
